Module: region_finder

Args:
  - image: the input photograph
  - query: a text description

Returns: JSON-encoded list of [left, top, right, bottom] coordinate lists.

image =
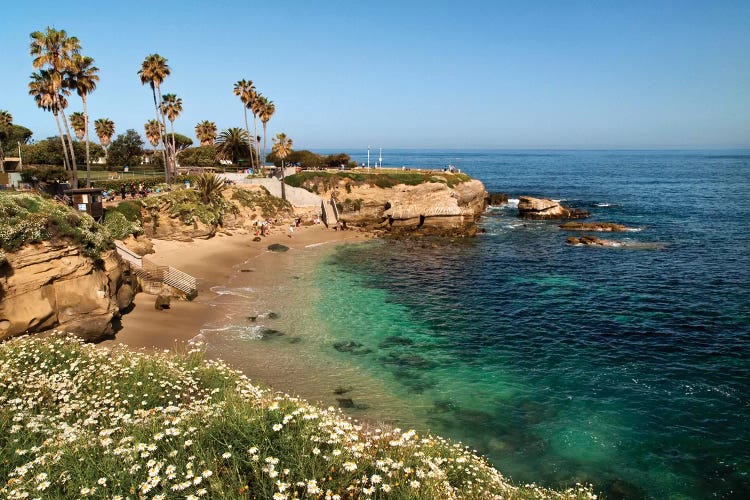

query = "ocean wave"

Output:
[[210, 285, 256, 298], [199, 324, 266, 340], [507, 198, 519, 207]]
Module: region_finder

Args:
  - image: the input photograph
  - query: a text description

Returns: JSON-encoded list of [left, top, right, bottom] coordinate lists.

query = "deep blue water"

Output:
[[312, 150, 750, 498]]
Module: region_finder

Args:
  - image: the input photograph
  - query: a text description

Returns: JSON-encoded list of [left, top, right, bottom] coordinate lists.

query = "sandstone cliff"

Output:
[[517, 196, 589, 220], [0, 242, 131, 341], [324, 178, 487, 236]]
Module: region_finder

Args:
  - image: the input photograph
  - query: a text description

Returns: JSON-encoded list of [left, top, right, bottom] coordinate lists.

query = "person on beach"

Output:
[[288, 225, 294, 238], [120, 185, 127, 200]]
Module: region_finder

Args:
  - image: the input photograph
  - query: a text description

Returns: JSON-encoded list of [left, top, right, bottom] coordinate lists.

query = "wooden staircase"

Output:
[[115, 242, 198, 297]]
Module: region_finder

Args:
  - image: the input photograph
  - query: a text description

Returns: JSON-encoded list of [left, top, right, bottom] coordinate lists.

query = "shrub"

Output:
[[231, 187, 293, 218], [0, 192, 112, 259], [103, 210, 142, 240]]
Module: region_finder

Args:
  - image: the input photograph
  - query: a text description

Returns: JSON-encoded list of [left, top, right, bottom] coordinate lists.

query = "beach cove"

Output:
[[106, 150, 750, 499]]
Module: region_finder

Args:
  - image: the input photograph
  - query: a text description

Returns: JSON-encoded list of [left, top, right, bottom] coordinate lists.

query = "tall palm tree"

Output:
[[68, 54, 99, 187], [195, 120, 217, 146], [272, 132, 293, 200], [70, 111, 85, 140], [138, 54, 171, 181], [160, 93, 183, 172], [216, 127, 251, 165], [258, 96, 275, 165], [233, 79, 256, 168], [29, 69, 72, 173], [94, 118, 114, 163], [250, 93, 263, 167], [29, 27, 80, 185]]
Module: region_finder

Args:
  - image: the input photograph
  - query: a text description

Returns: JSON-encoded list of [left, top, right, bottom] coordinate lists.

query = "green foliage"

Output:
[[195, 173, 226, 204], [20, 137, 105, 166], [339, 198, 363, 212], [170, 132, 194, 151], [231, 187, 293, 218], [107, 129, 144, 167], [20, 165, 70, 183], [0, 192, 112, 259], [285, 171, 473, 193], [102, 210, 142, 240], [267, 150, 356, 169], [0, 335, 595, 500], [0, 124, 33, 145], [91, 175, 199, 192], [177, 145, 219, 167], [141, 188, 235, 228], [102, 200, 144, 240]]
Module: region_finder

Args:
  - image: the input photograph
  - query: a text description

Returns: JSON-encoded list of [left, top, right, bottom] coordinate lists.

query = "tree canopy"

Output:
[[107, 129, 144, 167]]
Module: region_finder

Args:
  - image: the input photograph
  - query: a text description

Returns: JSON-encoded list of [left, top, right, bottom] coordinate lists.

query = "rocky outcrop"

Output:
[[559, 221, 632, 232], [518, 196, 589, 219], [0, 242, 131, 341], [566, 236, 621, 247], [486, 192, 509, 206], [325, 179, 487, 237]]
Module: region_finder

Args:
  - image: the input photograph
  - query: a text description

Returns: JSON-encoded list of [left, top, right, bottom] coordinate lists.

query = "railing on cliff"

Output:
[[114, 242, 197, 296]]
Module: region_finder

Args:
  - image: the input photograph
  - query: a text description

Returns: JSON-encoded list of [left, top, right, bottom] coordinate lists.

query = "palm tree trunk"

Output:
[[53, 111, 70, 172], [262, 122, 268, 167], [82, 95, 91, 187], [151, 86, 169, 182], [59, 107, 79, 189], [243, 106, 254, 169], [253, 114, 259, 169], [155, 85, 173, 179], [169, 119, 177, 170], [280, 159, 286, 201]]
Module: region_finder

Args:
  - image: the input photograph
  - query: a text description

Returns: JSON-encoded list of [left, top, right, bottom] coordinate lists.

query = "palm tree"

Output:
[[70, 112, 85, 140], [144, 119, 164, 168], [250, 93, 263, 167], [272, 132, 293, 200], [94, 118, 114, 163], [160, 93, 183, 172], [195, 120, 217, 146], [29, 69, 72, 173], [138, 54, 171, 181], [216, 127, 251, 165], [29, 27, 80, 185], [68, 54, 99, 187], [258, 96, 275, 165], [233, 79, 256, 168]]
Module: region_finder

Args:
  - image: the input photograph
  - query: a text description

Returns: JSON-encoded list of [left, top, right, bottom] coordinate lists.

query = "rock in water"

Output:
[[518, 196, 589, 219], [267, 244, 289, 252], [559, 221, 631, 232], [566, 236, 621, 247], [486, 192, 509, 205]]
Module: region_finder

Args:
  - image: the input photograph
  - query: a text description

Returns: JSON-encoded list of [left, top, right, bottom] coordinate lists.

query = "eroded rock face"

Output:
[[330, 179, 487, 237], [566, 235, 621, 247], [0, 242, 130, 341], [518, 196, 589, 219]]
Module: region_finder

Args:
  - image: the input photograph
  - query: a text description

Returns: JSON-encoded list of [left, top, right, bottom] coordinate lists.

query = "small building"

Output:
[[64, 188, 104, 220]]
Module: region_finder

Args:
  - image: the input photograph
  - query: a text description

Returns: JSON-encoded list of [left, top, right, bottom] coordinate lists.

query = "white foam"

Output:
[[305, 242, 328, 248], [508, 198, 519, 208], [199, 324, 266, 340], [595, 203, 611, 207], [210, 285, 255, 298]]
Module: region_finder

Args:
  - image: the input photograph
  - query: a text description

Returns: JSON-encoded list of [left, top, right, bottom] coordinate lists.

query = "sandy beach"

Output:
[[102, 224, 371, 353]]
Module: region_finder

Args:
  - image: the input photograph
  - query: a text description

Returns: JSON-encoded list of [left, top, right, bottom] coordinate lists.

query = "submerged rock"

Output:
[[333, 386, 352, 395], [559, 221, 632, 232], [267, 243, 289, 252], [518, 196, 589, 219], [332, 341, 373, 355], [336, 397, 355, 408], [378, 335, 415, 348], [260, 328, 285, 340]]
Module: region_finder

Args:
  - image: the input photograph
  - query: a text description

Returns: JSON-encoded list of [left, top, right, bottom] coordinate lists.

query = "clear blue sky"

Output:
[[1, 0, 748, 149]]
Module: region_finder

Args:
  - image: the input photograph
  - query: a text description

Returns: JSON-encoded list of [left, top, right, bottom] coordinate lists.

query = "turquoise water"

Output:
[[306, 150, 750, 498]]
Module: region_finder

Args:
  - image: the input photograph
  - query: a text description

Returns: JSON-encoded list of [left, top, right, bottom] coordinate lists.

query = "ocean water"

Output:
[[205, 150, 750, 499]]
